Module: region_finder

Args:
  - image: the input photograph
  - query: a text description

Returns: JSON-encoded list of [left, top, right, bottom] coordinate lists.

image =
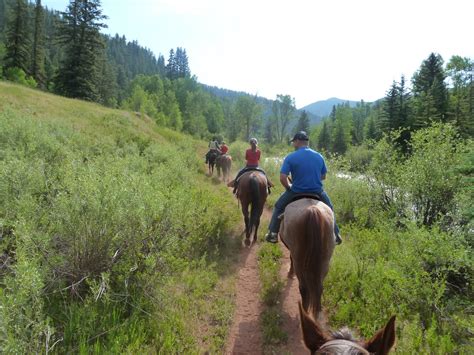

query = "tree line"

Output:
[[313, 53, 473, 155]]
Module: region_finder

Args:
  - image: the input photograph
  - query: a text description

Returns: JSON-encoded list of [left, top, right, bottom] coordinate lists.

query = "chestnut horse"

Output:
[[216, 154, 232, 183], [236, 171, 268, 246], [279, 198, 335, 321], [299, 302, 396, 354]]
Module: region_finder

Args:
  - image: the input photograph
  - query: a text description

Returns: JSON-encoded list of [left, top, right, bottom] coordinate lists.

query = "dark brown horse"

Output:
[[279, 198, 335, 321], [299, 302, 396, 354], [207, 150, 219, 176], [216, 154, 232, 183], [236, 171, 268, 246]]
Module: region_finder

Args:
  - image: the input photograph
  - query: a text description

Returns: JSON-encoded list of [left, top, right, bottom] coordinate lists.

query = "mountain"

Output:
[[202, 84, 320, 125], [301, 98, 360, 118]]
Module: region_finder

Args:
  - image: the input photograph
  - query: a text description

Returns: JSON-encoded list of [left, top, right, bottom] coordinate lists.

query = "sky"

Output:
[[42, 0, 474, 109]]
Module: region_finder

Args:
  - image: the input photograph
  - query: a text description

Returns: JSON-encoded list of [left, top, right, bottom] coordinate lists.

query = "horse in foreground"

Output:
[[216, 154, 232, 183], [299, 302, 396, 354], [236, 171, 268, 246], [279, 197, 335, 321]]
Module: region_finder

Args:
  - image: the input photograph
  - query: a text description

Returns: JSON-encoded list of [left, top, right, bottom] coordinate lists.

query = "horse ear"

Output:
[[365, 315, 396, 355], [298, 302, 330, 352]]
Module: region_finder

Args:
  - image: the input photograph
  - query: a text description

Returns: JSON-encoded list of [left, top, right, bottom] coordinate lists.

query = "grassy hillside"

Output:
[[0, 81, 241, 353]]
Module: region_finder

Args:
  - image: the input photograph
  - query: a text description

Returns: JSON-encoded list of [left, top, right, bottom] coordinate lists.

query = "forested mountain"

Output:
[[302, 97, 360, 117]]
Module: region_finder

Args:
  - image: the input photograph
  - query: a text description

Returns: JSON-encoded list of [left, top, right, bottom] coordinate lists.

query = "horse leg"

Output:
[[299, 282, 310, 312], [288, 255, 295, 279], [242, 203, 251, 246], [252, 217, 260, 244]]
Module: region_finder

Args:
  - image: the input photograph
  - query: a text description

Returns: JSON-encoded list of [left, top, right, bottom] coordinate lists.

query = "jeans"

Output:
[[268, 189, 340, 235]]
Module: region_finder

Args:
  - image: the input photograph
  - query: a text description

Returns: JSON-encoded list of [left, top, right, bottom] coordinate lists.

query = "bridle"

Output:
[[317, 339, 370, 354]]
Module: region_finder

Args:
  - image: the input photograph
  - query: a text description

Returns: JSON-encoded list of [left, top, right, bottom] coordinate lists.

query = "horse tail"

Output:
[[249, 174, 261, 234], [301, 204, 331, 319]]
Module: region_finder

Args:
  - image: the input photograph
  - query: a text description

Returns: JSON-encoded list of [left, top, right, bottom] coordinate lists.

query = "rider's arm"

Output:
[[280, 173, 291, 190]]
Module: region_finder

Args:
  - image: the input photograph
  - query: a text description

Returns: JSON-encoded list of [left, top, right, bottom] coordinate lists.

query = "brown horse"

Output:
[[216, 154, 232, 183], [299, 302, 396, 354], [207, 150, 219, 176], [236, 171, 268, 246], [279, 198, 335, 321]]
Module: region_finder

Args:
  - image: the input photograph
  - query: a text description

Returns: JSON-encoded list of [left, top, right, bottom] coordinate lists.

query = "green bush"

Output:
[[4, 67, 37, 88]]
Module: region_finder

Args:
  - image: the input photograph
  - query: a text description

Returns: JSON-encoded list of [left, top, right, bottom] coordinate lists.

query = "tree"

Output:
[[330, 105, 336, 122], [31, 0, 46, 88], [295, 110, 310, 133], [446, 55, 474, 137], [55, 0, 107, 101], [412, 53, 448, 127], [4, 0, 30, 75], [317, 120, 331, 152], [332, 120, 347, 154], [271, 94, 296, 143], [234, 95, 262, 141]]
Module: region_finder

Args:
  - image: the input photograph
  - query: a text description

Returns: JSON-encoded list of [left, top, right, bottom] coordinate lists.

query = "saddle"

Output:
[[289, 193, 322, 203], [278, 193, 322, 220]]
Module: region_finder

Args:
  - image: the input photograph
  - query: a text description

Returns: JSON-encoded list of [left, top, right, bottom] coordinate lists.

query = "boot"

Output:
[[335, 233, 342, 245], [265, 231, 278, 243], [227, 179, 235, 188]]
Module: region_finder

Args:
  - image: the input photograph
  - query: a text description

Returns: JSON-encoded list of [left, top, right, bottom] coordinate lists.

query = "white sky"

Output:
[[43, 0, 474, 108]]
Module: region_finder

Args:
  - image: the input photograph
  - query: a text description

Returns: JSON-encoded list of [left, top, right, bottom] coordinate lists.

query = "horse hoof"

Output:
[[244, 239, 250, 247]]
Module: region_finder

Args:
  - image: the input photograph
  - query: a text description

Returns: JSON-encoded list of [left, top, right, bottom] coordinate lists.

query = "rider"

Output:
[[264, 131, 342, 245], [205, 138, 221, 164], [227, 137, 273, 194], [220, 141, 229, 155]]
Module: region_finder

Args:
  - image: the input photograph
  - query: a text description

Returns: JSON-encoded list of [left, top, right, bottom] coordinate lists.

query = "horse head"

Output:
[[299, 302, 396, 355]]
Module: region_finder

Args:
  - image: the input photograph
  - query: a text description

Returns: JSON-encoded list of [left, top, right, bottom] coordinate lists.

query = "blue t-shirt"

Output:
[[280, 147, 327, 193]]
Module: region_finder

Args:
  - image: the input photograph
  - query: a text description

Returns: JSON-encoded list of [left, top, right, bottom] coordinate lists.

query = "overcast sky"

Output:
[[42, 0, 473, 108]]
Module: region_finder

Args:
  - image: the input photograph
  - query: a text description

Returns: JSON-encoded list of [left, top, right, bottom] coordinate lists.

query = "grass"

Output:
[[0, 81, 242, 353]]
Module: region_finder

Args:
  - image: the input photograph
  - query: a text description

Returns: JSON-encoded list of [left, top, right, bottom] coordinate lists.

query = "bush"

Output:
[[4, 67, 37, 88]]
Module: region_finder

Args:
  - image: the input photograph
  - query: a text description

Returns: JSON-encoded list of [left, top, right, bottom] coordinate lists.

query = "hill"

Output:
[[301, 97, 360, 117], [0, 81, 239, 353]]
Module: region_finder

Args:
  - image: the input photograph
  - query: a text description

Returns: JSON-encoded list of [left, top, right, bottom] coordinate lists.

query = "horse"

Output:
[[216, 154, 232, 183], [236, 171, 268, 246], [299, 302, 396, 354], [279, 197, 335, 321], [207, 150, 219, 176]]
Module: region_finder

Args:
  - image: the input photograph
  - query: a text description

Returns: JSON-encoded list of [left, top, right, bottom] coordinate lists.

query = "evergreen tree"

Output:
[[175, 47, 190, 78], [317, 120, 331, 152], [31, 0, 46, 88], [55, 0, 107, 101], [332, 120, 347, 154], [295, 110, 310, 133], [4, 0, 30, 74], [365, 116, 378, 140], [166, 48, 176, 80], [412, 53, 448, 127], [330, 104, 336, 122]]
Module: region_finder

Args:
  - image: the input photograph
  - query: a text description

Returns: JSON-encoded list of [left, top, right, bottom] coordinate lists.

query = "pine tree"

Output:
[[166, 48, 176, 80], [332, 120, 347, 154], [4, 0, 30, 74], [31, 0, 46, 88], [412, 53, 448, 127], [330, 105, 336, 122], [55, 0, 107, 101], [317, 121, 331, 152], [295, 110, 310, 133]]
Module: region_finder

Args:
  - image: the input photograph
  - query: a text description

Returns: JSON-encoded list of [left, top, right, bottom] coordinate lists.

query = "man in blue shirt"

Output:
[[265, 131, 342, 245]]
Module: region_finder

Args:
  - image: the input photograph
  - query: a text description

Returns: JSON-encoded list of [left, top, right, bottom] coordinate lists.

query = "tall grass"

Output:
[[0, 83, 240, 353]]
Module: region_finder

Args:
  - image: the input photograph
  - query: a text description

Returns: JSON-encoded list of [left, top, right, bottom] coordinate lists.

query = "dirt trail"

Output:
[[224, 201, 308, 354], [224, 233, 263, 354]]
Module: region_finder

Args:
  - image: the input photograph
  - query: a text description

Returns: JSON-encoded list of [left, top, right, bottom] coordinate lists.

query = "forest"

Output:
[[0, 0, 473, 353]]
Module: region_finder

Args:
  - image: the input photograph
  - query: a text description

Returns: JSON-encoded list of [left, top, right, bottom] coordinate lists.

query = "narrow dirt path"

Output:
[[224, 195, 264, 354], [223, 181, 308, 354], [276, 246, 308, 354]]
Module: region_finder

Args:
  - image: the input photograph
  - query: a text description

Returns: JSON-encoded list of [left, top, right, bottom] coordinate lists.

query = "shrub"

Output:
[[4, 67, 37, 88]]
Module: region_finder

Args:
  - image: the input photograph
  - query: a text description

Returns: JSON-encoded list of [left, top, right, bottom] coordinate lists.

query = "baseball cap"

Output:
[[290, 131, 309, 142]]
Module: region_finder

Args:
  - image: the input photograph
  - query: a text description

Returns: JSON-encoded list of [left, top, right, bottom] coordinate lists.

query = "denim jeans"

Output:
[[268, 189, 340, 235]]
